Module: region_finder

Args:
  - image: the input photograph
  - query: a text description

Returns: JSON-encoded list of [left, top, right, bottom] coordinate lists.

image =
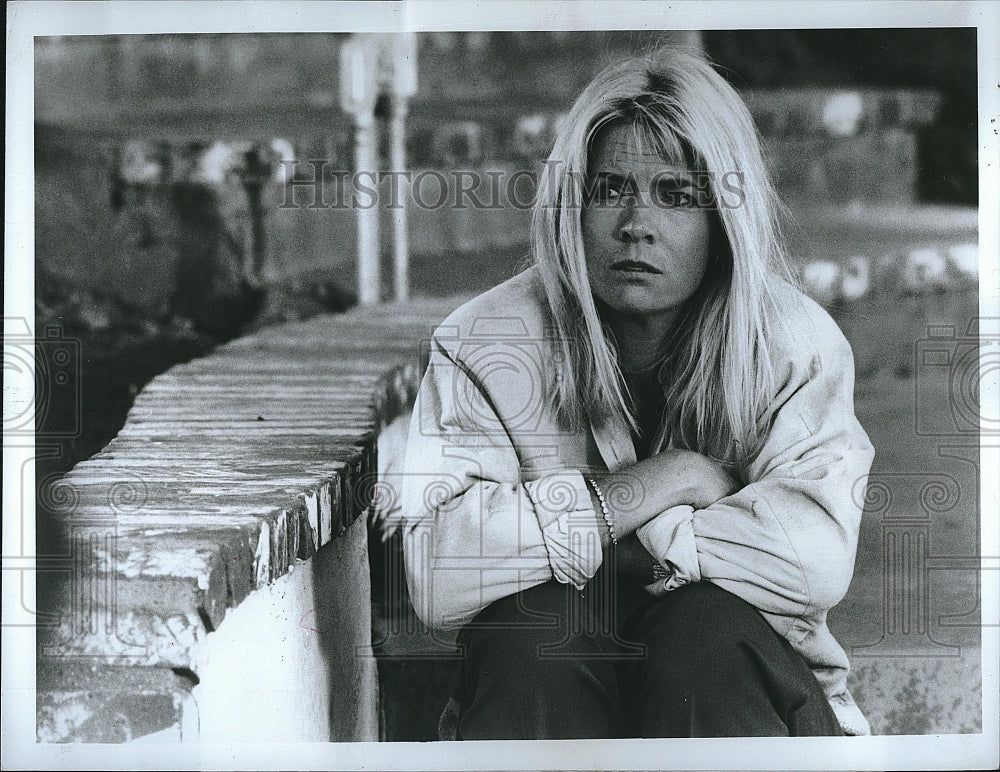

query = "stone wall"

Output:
[[36, 297, 463, 742]]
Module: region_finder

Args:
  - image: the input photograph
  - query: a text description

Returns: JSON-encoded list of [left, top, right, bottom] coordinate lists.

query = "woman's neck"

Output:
[[603, 308, 679, 373]]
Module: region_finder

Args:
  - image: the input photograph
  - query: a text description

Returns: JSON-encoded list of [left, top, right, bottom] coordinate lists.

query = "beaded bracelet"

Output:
[[587, 477, 617, 547]]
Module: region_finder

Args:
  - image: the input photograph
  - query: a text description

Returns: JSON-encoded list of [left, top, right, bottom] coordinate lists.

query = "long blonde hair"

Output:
[[531, 47, 795, 471]]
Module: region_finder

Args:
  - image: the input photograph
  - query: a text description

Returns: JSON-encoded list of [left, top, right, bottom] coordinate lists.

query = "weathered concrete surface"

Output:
[[36, 297, 464, 742], [192, 515, 378, 742], [36, 663, 194, 743], [848, 653, 983, 735]]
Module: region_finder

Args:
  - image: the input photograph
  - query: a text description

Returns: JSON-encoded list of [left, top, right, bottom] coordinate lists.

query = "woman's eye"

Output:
[[588, 175, 632, 206], [658, 188, 694, 207], [595, 181, 622, 203]]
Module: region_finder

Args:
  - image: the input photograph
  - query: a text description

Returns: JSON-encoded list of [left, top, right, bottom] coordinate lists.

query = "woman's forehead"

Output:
[[589, 122, 691, 173]]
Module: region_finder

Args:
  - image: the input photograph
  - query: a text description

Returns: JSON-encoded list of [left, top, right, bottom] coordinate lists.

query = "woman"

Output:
[[399, 47, 874, 739]]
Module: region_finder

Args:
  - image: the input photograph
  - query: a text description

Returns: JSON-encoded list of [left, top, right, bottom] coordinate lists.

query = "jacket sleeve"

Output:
[[400, 334, 603, 630], [636, 324, 874, 640]]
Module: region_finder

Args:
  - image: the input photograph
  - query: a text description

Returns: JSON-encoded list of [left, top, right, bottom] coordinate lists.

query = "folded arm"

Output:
[[400, 336, 604, 629], [634, 333, 875, 634]]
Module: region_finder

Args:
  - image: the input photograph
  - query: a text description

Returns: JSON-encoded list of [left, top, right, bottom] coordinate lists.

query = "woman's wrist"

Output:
[[586, 477, 617, 547], [584, 451, 738, 541], [585, 468, 659, 540], [585, 476, 615, 550]]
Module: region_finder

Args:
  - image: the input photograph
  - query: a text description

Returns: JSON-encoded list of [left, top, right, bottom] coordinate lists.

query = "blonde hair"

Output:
[[531, 47, 795, 471]]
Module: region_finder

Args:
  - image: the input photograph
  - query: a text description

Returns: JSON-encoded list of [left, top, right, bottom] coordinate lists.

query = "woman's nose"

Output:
[[616, 207, 655, 244]]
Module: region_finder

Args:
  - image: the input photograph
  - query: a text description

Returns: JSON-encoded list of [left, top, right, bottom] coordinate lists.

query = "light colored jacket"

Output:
[[400, 266, 875, 734]]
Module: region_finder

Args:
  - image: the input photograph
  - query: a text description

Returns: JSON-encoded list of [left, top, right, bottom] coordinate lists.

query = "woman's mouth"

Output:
[[610, 259, 662, 274]]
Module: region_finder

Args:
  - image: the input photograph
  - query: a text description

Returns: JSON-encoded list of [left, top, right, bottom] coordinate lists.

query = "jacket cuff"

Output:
[[636, 505, 701, 594], [523, 471, 603, 588], [829, 691, 871, 736]]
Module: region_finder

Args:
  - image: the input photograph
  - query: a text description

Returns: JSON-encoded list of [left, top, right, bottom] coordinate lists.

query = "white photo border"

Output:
[[4, 1, 998, 769]]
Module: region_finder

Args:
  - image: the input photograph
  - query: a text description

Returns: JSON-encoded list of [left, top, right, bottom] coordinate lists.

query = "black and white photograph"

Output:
[[3, 1, 999, 769]]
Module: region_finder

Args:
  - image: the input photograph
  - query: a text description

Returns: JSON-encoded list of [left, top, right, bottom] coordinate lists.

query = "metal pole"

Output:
[[354, 113, 381, 305], [389, 94, 410, 302], [341, 35, 381, 305]]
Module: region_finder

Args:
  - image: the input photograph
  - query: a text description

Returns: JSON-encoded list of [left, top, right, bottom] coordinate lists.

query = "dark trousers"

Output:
[[453, 577, 843, 739]]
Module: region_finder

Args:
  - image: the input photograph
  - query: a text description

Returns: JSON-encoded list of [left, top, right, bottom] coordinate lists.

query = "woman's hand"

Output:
[[587, 449, 741, 547]]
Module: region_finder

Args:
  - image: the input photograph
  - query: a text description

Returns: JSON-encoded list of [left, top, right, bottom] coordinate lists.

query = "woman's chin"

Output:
[[597, 289, 688, 321]]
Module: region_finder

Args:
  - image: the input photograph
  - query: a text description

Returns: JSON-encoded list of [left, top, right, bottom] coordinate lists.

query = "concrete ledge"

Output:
[[37, 662, 194, 743], [37, 297, 465, 742]]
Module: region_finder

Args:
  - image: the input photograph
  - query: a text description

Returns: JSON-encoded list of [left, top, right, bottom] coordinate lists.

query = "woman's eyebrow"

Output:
[[587, 169, 694, 189], [589, 170, 637, 187], [654, 173, 694, 188], [592, 162, 691, 175]]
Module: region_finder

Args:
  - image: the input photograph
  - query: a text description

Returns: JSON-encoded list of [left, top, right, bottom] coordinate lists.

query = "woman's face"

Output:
[[581, 122, 712, 325]]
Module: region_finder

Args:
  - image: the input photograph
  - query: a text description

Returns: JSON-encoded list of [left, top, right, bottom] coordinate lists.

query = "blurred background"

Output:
[[34, 29, 978, 479], [34, 30, 981, 738]]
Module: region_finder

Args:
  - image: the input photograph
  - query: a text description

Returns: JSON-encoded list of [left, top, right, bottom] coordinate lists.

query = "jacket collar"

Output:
[[590, 362, 675, 470]]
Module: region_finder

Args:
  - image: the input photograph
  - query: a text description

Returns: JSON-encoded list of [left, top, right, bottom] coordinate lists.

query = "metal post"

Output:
[[389, 94, 409, 302], [354, 113, 381, 305], [340, 36, 381, 305], [385, 32, 417, 303]]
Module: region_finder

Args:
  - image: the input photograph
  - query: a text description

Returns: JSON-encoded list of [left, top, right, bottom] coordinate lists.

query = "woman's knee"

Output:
[[456, 584, 623, 738], [632, 582, 767, 640], [621, 582, 834, 736], [626, 582, 778, 681], [461, 583, 613, 678]]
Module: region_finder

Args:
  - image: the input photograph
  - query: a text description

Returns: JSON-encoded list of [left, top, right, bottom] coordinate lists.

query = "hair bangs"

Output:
[[586, 99, 699, 174]]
